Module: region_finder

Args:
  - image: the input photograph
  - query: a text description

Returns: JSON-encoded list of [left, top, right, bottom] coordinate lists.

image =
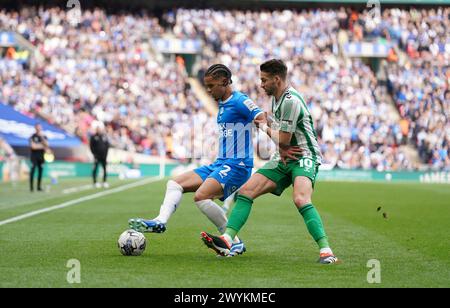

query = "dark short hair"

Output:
[[204, 64, 232, 84], [260, 59, 287, 80]]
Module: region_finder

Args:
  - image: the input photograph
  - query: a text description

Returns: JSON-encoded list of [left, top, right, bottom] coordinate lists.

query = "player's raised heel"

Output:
[[200, 231, 230, 256], [318, 253, 340, 264], [128, 218, 166, 233]]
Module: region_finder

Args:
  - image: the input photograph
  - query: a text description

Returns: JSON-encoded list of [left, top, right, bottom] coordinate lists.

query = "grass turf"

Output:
[[0, 178, 449, 288]]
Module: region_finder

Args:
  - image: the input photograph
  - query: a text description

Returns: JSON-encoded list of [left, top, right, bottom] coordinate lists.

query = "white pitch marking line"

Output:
[[0, 176, 163, 227]]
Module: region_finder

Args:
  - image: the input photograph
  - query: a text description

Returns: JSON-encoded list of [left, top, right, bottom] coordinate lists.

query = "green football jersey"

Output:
[[271, 86, 322, 164]]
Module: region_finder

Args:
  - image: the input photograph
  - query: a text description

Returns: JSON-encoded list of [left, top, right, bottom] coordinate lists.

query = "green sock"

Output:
[[225, 195, 253, 238], [299, 204, 329, 249]]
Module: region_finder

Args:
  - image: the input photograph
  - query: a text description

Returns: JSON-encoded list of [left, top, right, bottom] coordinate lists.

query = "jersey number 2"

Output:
[[219, 165, 231, 178]]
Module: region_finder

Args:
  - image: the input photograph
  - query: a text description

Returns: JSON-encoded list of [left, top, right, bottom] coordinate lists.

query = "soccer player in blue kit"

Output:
[[128, 64, 265, 254]]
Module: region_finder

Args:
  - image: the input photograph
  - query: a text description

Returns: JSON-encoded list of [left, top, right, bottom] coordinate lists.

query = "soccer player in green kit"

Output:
[[201, 59, 339, 264]]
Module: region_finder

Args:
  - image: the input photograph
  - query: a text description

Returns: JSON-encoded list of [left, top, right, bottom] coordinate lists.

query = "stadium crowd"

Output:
[[0, 7, 448, 170], [351, 7, 449, 169], [0, 7, 210, 160], [172, 9, 414, 170]]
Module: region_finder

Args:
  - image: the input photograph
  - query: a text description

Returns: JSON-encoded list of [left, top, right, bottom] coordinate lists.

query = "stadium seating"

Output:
[[0, 7, 448, 170]]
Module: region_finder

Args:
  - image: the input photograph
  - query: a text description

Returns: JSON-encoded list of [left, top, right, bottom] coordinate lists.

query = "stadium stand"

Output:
[[0, 5, 448, 170]]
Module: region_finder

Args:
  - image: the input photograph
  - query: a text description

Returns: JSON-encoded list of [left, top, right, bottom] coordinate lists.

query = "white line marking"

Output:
[[0, 177, 163, 227]]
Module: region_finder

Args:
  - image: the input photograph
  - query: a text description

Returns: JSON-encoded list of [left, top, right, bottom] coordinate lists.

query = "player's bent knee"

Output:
[[238, 187, 255, 199], [238, 191, 258, 200], [167, 179, 184, 192], [294, 195, 311, 208], [194, 192, 210, 203]]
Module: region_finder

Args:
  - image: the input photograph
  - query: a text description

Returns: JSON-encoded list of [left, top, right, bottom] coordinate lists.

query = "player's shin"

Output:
[[154, 180, 184, 223], [298, 203, 330, 249], [225, 194, 253, 240], [195, 199, 228, 233]]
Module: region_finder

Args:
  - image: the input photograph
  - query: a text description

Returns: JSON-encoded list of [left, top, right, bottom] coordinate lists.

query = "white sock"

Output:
[[195, 199, 228, 233], [222, 191, 237, 213], [320, 247, 333, 255], [154, 180, 184, 224], [222, 233, 233, 246]]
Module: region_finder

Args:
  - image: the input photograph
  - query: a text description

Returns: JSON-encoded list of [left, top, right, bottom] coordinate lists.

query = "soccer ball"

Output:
[[117, 229, 147, 256]]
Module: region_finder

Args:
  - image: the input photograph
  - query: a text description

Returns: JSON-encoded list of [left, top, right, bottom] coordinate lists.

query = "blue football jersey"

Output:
[[216, 91, 263, 167]]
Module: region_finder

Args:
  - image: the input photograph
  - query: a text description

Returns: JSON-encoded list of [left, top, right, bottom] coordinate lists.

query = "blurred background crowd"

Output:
[[0, 5, 448, 170]]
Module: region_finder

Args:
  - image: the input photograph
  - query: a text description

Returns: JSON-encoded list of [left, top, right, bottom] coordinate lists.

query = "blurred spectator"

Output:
[[29, 123, 48, 192], [0, 137, 15, 162], [90, 125, 110, 188]]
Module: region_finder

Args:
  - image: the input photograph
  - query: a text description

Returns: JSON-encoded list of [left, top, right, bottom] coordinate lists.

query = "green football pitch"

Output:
[[0, 177, 449, 288]]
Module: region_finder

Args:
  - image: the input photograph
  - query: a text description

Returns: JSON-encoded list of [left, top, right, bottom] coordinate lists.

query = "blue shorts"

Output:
[[194, 160, 252, 201]]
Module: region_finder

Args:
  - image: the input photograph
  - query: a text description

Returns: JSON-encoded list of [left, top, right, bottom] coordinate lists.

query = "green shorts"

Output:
[[256, 157, 319, 196]]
